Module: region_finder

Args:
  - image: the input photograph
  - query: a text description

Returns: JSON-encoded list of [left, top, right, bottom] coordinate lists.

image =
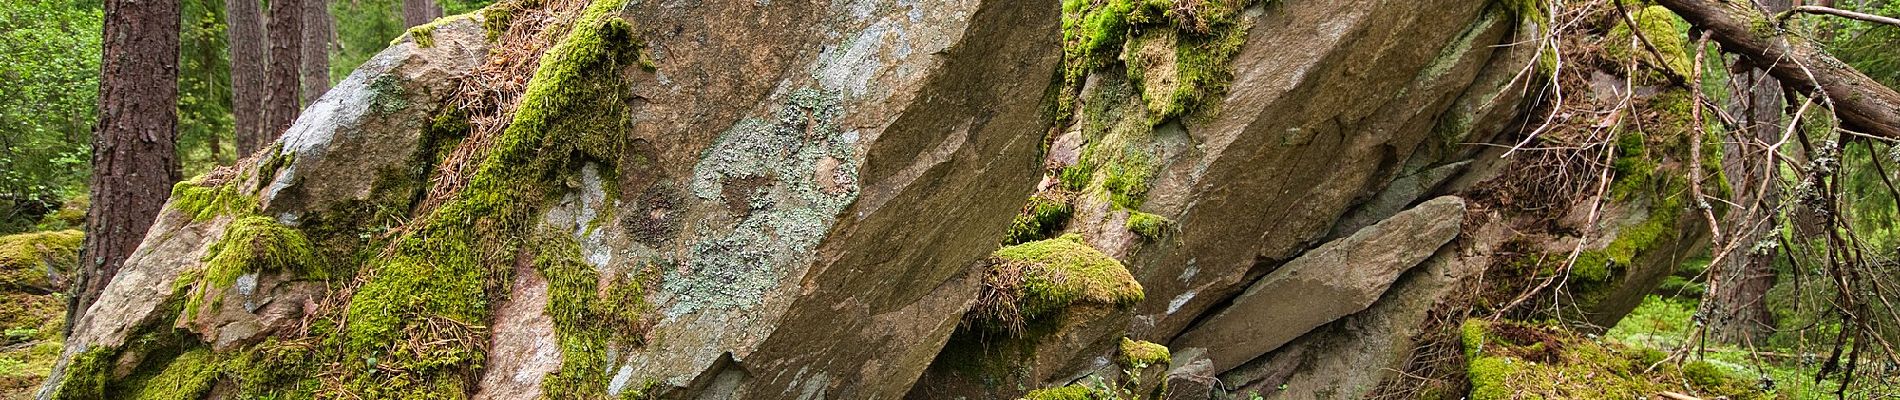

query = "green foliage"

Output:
[[177, 0, 235, 175], [334, 0, 496, 80], [1824, 2, 1900, 88], [0, 0, 101, 219]]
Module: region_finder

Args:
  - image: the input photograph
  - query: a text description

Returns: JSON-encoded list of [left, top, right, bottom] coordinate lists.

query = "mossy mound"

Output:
[[997, 234, 1145, 319], [1117, 337, 1170, 368], [969, 234, 1144, 333], [0, 231, 73, 398], [1462, 319, 1765, 400], [0, 229, 82, 291]]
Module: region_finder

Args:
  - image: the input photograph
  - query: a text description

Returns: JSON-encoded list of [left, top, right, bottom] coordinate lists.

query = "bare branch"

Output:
[[1779, 5, 1900, 28]]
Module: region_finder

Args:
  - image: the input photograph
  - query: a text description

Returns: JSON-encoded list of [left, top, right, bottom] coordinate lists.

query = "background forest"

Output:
[[0, 0, 490, 234]]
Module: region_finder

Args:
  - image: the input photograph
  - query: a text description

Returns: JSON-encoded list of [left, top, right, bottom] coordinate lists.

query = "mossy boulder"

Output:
[[0, 230, 81, 292]]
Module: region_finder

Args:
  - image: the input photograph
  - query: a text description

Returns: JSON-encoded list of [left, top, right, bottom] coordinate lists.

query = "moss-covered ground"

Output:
[[0, 229, 78, 398], [1463, 318, 1765, 400]]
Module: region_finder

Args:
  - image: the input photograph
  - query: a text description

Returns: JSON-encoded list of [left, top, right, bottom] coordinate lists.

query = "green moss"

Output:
[[1498, 0, 1546, 25], [1102, 148, 1154, 210], [1021, 384, 1106, 400], [0, 229, 82, 290], [532, 232, 649, 398], [182, 216, 324, 319], [396, 12, 475, 48], [1118, 338, 1170, 368], [993, 234, 1144, 319], [119, 348, 218, 400], [1061, 0, 1252, 122], [50, 346, 114, 400], [225, 338, 321, 398], [1005, 194, 1075, 245], [1126, 14, 1248, 123], [1606, 5, 1692, 80], [1460, 319, 1767, 400], [34, 196, 87, 231], [326, 0, 644, 395], [256, 144, 294, 187], [1065, 78, 1163, 211], [1124, 211, 1170, 240], [169, 179, 260, 221]]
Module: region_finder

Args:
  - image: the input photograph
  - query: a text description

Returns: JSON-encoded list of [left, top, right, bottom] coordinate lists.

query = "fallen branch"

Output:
[[1658, 391, 1704, 400], [1780, 5, 1900, 28], [1654, 0, 1900, 139]]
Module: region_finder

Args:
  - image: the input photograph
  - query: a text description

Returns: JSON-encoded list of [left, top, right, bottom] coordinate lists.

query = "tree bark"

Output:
[[1656, 0, 1900, 139], [300, 0, 331, 104], [1705, 0, 1789, 345], [69, 0, 183, 335], [264, 0, 302, 142], [402, 0, 440, 27], [229, 0, 266, 155]]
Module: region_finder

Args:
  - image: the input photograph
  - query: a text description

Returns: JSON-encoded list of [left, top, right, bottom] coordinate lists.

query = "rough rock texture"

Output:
[[37, 19, 489, 398], [1173, 196, 1466, 372], [37, 0, 1722, 398], [1040, 0, 1539, 345], [261, 17, 487, 218]]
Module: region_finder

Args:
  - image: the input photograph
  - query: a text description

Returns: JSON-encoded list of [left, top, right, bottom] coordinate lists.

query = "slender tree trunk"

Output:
[[264, 0, 302, 141], [1706, 0, 1790, 345], [300, 0, 330, 103], [69, 0, 183, 335], [402, 0, 440, 27], [229, 0, 266, 155]]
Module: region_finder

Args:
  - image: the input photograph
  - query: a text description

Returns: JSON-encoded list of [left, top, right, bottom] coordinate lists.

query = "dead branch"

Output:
[[1779, 5, 1900, 28], [1654, 0, 1900, 139]]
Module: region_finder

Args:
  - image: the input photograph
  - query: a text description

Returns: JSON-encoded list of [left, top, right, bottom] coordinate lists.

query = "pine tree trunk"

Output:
[[1706, 0, 1788, 345], [402, 0, 439, 27], [228, 0, 266, 155], [300, 0, 330, 104], [69, 0, 182, 335], [264, 0, 302, 141]]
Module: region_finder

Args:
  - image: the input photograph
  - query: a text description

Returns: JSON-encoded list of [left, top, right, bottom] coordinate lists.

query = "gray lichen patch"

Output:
[[664, 88, 861, 317]]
